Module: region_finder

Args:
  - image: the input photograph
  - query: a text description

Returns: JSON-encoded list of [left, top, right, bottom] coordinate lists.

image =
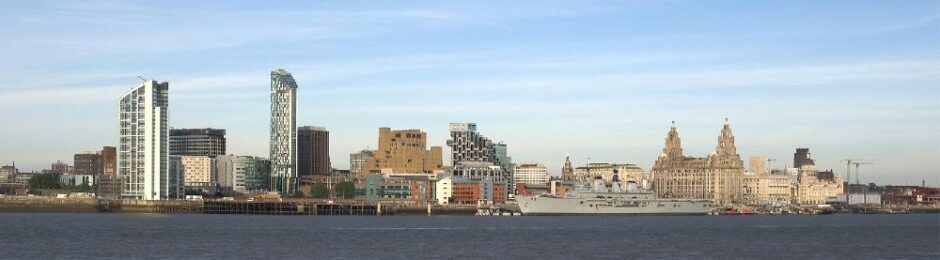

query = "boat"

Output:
[[516, 175, 712, 216]]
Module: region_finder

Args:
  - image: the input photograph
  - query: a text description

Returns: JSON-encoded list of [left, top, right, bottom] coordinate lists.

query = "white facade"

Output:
[[59, 174, 95, 187], [270, 68, 298, 194], [513, 163, 548, 186], [435, 176, 454, 205], [118, 80, 181, 200]]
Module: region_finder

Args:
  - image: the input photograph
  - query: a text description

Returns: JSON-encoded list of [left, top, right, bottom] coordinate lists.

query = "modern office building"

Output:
[[451, 161, 505, 182], [176, 155, 214, 191], [215, 155, 271, 193], [270, 68, 298, 194], [652, 120, 745, 206], [435, 175, 508, 205], [349, 149, 374, 182], [73, 151, 101, 176], [169, 128, 226, 157], [494, 142, 514, 193], [513, 163, 549, 188], [298, 126, 330, 177], [361, 127, 443, 175], [118, 80, 181, 200]]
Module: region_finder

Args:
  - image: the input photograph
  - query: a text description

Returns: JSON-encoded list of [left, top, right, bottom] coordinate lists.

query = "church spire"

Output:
[[662, 121, 683, 159]]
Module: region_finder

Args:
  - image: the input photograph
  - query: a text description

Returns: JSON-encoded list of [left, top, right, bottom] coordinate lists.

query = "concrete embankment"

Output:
[[0, 197, 488, 216], [0, 197, 381, 215], [0, 197, 102, 213]]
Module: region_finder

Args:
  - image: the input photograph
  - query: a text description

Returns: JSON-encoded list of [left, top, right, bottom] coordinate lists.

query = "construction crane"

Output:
[[840, 158, 874, 206], [766, 158, 776, 174]]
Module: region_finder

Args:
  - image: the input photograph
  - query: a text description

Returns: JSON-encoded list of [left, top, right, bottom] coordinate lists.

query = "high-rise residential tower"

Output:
[[118, 80, 181, 200], [170, 128, 226, 157], [447, 123, 497, 164], [447, 123, 511, 180], [298, 126, 330, 177], [270, 69, 298, 194]]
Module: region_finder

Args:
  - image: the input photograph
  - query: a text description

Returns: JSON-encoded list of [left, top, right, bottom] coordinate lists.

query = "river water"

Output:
[[0, 213, 937, 259]]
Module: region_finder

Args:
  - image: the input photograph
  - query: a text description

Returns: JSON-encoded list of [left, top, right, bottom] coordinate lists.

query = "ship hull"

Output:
[[516, 195, 711, 216]]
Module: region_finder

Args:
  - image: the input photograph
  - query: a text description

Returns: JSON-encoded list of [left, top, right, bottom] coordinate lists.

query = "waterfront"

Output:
[[1, 213, 937, 259]]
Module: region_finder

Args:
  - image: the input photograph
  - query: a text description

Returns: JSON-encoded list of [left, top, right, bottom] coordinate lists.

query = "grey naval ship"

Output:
[[516, 175, 711, 215]]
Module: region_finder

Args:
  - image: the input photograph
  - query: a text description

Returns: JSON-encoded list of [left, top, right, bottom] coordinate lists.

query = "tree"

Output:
[[334, 182, 356, 199], [309, 182, 329, 199], [28, 173, 60, 189], [287, 190, 306, 198]]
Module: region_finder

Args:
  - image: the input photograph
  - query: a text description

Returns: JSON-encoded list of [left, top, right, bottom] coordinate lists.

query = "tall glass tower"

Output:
[[117, 80, 181, 200], [270, 69, 298, 194]]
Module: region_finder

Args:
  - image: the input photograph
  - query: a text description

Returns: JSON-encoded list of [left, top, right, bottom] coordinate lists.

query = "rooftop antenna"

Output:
[[137, 76, 148, 82]]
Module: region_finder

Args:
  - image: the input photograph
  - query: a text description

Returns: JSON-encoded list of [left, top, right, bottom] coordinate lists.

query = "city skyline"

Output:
[[0, 1, 938, 186]]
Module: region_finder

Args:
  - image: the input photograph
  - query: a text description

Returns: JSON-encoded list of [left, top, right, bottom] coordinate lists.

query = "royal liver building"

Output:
[[652, 119, 744, 206], [269, 69, 298, 194]]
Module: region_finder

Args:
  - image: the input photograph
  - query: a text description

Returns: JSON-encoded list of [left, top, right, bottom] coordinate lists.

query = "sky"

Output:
[[0, 0, 937, 186]]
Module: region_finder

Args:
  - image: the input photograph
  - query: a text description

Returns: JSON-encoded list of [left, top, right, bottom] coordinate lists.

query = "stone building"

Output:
[[652, 120, 745, 207], [561, 155, 574, 181], [795, 164, 843, 206], [361, 127, 443, 175], [741, 171, 792, 206], [748, 156, 766, 174]]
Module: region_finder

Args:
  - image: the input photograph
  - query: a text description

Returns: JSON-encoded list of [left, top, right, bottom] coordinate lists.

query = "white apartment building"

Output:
[[118, 80, 181, 200]]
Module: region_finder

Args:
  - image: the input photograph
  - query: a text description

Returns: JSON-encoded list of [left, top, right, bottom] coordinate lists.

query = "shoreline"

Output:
[[3, 197, 938, 216]]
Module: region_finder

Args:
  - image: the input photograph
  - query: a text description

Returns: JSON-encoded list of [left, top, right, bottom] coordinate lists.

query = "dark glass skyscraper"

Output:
[[298, 126, 330, 177], [169, 128, 226, 157]]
